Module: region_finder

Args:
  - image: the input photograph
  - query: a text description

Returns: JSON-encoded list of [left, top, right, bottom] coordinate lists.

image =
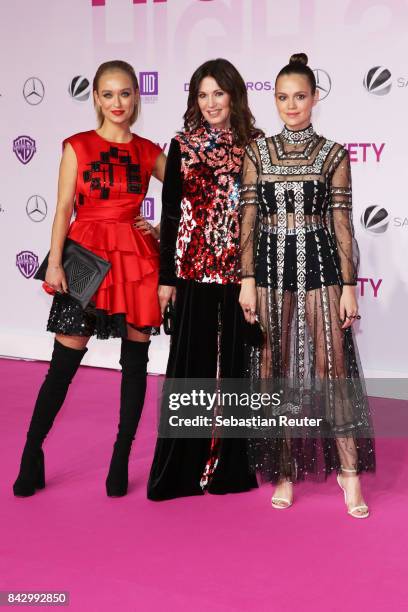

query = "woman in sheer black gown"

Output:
[[147, 59, 262, 501], [239, 53, 375, 518]]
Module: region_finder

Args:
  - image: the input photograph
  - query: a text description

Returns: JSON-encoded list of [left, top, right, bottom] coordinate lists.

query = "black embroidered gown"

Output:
[[147, 123, 257, 500], [240, 124, 375, 483]]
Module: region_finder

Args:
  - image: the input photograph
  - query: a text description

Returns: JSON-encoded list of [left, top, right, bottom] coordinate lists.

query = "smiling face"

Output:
[[275, 73, 319, 130], [93, 70, 138, 127], [197, 76, 231, 129]]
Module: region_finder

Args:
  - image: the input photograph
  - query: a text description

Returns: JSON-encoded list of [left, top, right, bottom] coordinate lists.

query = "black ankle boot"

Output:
[[13, 339, 87, 497], [105, 436, 133, 497], [106, 339, 150, 497], [13, 448, 45, 497]]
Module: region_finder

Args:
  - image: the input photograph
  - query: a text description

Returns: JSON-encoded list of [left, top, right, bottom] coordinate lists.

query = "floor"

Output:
[[1, 358, 406, 611]]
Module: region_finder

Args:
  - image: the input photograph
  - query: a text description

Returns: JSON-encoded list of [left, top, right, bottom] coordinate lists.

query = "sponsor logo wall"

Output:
[[13, 136, 36, 164], [16, 251, 39, 279], [23, 78, 45, 105], [1, 0, 407, 377]]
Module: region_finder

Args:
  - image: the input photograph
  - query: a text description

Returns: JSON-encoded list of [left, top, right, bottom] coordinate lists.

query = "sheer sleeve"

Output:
[[329, 150, 359, 286], [159, 138, 182, 286], [240, 144, 259, 279]]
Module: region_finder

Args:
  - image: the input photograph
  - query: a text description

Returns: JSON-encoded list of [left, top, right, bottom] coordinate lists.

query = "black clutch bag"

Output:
[[163, 301, 175, 335], [34, 238, 111, 309], [244, 320, 265, 348]]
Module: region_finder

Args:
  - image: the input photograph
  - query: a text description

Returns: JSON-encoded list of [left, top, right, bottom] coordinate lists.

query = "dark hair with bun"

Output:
[[275, 52, 316, 94]]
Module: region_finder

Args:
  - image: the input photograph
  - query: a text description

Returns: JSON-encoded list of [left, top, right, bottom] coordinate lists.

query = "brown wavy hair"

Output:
[[183, 58, 263, 146], [93, 60, 141, 127]]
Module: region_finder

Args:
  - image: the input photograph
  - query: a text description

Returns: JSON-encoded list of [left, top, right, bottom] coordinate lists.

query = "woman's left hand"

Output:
[[133, 215, 159, 240], [340, 285, 360, 329]]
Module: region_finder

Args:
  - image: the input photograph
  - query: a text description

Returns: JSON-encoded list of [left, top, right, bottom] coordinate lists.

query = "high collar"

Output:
[[201, 119, 233, 137], [281, 124, 314, 145]]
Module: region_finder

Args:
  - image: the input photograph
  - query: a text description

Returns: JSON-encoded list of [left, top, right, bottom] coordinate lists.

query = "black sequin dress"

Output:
[[147, 123, 257, 500]]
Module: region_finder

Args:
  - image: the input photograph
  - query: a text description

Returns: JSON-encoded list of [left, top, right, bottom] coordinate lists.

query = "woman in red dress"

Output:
[[13, 60, 166, 498]]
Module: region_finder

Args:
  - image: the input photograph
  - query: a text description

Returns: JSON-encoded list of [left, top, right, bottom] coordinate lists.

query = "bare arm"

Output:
[[132, 151, 167, 241], [152, 153, 167, 236], [45, 143, 77, 292], [152, 152, 167, 183]]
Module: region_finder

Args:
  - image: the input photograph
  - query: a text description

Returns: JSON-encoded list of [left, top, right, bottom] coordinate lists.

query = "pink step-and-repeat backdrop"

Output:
[[0, 0, 407, 377]]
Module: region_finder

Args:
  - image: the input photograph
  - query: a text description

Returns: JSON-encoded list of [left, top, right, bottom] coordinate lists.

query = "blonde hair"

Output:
[[93, 60, 141, 127]]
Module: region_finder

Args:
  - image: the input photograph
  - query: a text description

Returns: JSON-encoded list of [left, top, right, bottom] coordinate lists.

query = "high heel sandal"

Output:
[[271, 481, 293, 509], [337, 467, 369, 519]]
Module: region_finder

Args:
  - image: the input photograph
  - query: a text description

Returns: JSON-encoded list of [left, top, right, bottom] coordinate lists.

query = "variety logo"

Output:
[[357, 277, 382, 298], [16, 251, 39, 279], [139, 72, 159, 96], [360, 205, 390, 234], [312, 69, 331, 100], [23, 77, 45, 105], [13, 135, 36, 165], [363, 66, 392, 96], [142, 197, 155, 220], [344, 143, 385, 163], [26, 195, 47, 222], [69, 76, 91, 101]]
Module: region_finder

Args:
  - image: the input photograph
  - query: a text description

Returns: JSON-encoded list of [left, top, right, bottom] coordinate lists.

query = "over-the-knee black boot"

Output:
[[106, 339, 150, 497], [13, 339, 87, 497]]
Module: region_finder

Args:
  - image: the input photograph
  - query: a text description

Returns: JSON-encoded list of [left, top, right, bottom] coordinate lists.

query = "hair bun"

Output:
[[289, 53, 308, 66]]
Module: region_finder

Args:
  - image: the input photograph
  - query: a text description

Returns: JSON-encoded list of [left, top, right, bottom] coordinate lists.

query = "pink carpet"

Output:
[[1, 358, 407, 611]]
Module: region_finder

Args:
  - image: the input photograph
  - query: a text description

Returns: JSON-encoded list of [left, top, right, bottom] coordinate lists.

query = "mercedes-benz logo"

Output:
[[26, 195, 47, 222], [23, 78, 45, 105], [312, 69, 331, 100]]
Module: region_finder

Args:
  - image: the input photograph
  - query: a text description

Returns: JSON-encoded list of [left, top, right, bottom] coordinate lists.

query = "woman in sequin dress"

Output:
[[147, 59, 262, 501], [13, 61, 166, 498], [239, 54, 375, 518]]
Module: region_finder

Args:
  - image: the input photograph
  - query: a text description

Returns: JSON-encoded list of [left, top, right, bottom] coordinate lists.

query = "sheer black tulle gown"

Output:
[[240, 125, 375, 484]]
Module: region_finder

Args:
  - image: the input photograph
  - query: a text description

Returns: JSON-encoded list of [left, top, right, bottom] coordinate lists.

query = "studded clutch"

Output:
[[34, 238, 111, 309]]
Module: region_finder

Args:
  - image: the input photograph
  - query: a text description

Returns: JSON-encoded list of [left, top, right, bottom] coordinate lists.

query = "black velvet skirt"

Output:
[[147, 279, 258, 501]]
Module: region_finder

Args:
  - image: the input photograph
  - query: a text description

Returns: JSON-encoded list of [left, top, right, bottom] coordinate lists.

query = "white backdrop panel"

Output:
[[0, 0, 407, 377]]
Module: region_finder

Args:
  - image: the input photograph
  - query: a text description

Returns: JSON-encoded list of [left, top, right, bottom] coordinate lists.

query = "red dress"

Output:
[[46, 130, 162, 338]]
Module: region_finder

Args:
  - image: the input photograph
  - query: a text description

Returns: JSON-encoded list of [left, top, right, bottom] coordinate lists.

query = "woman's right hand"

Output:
[[239, 278, 257, 324], [158, 284, 176, 316], [45, 263, 68, 293]]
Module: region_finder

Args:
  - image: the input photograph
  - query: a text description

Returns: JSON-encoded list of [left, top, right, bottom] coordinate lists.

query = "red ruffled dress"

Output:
[[46, 130, 162, 339]]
